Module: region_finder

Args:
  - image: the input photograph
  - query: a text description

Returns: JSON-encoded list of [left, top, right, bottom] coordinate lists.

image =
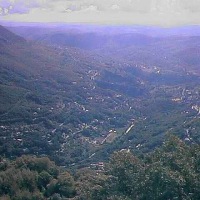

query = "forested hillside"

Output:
[[1, 136, 200, 199], [0, 24, 199, 170]]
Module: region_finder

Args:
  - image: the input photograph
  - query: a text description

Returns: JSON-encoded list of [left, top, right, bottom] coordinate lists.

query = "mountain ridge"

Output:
[[0, 25, 25, 44]]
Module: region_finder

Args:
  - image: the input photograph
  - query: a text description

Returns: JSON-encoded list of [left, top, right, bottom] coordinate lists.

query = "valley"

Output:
[[0, 24, 199, 169]]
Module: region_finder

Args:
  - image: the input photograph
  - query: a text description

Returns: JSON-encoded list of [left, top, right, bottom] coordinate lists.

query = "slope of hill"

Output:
[[0, 25, 25, 44], [0, 25, 199, 168], [0, 25, 148, 165]]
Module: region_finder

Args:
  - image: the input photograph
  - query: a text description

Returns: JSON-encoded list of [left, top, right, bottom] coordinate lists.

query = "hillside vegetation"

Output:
[[1, 136, 200, 199], [0, 24, 199, 169]]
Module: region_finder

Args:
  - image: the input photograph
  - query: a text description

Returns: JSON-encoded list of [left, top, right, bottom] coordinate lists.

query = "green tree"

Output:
[[57, 172, 76, 198], [142, 135, 200, 199], [75, 168, 108, 200], [107, 150, 143, 199]]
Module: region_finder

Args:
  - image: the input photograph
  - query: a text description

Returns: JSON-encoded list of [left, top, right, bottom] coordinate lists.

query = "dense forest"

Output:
[[1, 135, 200, 199]]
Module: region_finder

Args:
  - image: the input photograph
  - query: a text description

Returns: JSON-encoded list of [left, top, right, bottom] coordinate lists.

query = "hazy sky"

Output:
[[0, 0, 200, 26]]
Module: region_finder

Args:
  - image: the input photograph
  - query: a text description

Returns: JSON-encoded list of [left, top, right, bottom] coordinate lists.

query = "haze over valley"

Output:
[[0, 23, 200, 199]]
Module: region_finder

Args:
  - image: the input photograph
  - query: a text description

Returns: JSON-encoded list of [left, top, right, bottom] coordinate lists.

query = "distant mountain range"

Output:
[[6, 23, 200, 37]]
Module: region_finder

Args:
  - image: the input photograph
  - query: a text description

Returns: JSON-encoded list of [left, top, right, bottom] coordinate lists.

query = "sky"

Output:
[[0, 0, 200, 26]]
